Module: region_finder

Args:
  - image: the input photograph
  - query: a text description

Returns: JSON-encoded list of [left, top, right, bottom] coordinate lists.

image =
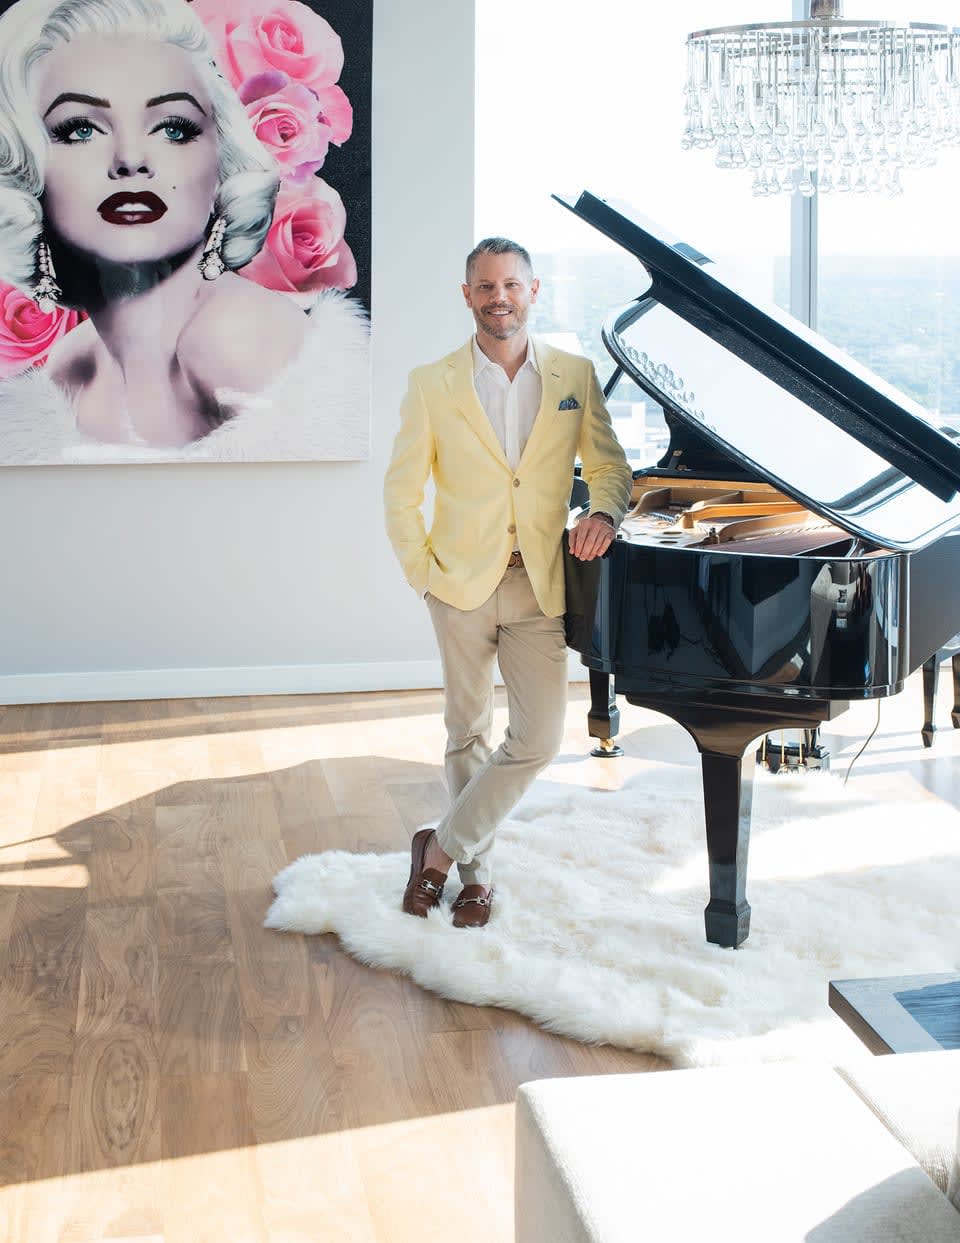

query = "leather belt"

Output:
[[507, 551, 524, 569]]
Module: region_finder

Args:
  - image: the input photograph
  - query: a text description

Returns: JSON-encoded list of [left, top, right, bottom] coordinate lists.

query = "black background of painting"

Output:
[[314, 0, 371, 313], [0, 0, 373, 313]]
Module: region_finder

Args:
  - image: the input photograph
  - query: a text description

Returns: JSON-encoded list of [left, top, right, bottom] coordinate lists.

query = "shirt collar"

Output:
[[472, 334, 540, 379]]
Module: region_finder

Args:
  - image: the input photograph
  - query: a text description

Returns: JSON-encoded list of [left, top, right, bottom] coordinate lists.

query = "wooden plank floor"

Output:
[[0, 686, 665, 1243], [0, 674, 956, 1242]]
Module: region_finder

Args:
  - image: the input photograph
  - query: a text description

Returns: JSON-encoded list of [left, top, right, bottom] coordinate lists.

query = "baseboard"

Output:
[[0, 654, 589, 705]]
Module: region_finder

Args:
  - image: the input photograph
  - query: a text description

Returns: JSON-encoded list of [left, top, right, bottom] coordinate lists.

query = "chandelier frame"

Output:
[[689, 20, 955, 37]]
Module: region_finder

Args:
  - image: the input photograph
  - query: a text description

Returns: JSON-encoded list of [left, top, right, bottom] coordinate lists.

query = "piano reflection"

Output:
[[559, 191, 960, 949]]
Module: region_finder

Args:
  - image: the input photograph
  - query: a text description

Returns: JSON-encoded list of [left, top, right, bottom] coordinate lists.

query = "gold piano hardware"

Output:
[[620, 476, 888, 557]]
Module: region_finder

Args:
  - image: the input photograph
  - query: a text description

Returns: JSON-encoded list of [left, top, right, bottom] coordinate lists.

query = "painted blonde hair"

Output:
[[0, 0, 279, 291]]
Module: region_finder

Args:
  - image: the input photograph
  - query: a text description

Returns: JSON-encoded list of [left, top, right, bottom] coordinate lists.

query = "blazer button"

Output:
[[513, 478, 520, 487], [507, 524, 516, 534]]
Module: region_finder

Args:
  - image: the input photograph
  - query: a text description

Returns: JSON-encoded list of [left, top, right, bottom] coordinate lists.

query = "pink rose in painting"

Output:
[[0, 284, 83, 378], [192, 0, 344, 95], [241, 177, 356, 295], [314, 83, 352, 146], [190, 0, 263, 50], [238, 71, 352, 181]]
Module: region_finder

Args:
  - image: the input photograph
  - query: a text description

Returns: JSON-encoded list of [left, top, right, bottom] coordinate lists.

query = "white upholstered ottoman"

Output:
[[515, 1061, 960, 1243]]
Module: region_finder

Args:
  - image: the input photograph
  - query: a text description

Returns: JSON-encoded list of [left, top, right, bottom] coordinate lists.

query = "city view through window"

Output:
[[477, 0, 960, 467]]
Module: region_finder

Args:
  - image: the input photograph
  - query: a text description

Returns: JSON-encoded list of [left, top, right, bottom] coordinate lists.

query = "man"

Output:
[[383, 237, 633, 928]]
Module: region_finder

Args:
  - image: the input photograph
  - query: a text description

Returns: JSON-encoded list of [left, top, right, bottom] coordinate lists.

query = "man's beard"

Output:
[[476, 306, 525, 340]]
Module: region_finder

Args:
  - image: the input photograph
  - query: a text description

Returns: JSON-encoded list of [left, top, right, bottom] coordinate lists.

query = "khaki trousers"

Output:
[[426, 566, 568, 886]]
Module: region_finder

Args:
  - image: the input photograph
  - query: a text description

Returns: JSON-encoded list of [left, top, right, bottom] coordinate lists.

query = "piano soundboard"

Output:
[[621, 476, 859, 556]]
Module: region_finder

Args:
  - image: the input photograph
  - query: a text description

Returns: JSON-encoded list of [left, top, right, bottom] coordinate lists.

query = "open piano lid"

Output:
[[555, 190, 960, 552]]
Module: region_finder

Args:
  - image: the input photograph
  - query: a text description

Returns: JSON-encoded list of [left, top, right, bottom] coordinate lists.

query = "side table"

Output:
[[829, 972, 960, 1055]]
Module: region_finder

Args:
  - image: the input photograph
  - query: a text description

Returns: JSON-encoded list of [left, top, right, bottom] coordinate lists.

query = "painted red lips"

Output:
[[97, 191, 168, 225]]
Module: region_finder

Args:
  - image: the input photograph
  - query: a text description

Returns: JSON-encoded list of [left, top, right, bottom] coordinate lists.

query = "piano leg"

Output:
[[952, 654, 960, 729], [620, 694, 843, 947], [701, 745, 754, 949], [921, 652, 940, 748], [587, 668, 623, 758]]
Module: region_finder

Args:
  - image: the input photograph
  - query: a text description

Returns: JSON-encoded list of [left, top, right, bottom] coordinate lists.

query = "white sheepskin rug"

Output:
[[265, 768, 960, 1068]]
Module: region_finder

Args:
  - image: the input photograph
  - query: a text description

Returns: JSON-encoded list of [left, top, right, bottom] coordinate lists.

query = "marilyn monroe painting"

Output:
[[0, 0, 370, 463]]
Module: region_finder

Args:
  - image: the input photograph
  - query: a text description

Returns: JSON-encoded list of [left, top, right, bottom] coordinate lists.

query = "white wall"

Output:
[[0, 0, 475, 704]]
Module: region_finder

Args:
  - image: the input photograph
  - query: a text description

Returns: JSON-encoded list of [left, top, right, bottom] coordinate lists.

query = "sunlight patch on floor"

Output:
[[0, 1104, 515, 1243]]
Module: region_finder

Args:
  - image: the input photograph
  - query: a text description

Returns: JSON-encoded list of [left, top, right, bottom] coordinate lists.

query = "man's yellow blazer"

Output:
[[383, 338, 634, 617]]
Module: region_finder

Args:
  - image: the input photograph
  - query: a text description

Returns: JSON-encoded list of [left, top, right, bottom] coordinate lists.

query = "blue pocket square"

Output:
[[558, 395, 581, 411]]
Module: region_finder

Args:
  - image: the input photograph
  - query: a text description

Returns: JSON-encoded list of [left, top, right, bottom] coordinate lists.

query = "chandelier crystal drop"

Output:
[[682, 1, 960, 196]]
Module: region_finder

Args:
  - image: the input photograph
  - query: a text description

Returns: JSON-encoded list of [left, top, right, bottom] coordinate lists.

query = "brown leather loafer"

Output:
[[451, 885, 493, 929], [402, 828, 447, 917]]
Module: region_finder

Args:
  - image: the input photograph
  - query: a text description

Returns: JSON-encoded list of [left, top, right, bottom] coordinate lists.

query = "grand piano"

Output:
[[560, 191, 960, 949]]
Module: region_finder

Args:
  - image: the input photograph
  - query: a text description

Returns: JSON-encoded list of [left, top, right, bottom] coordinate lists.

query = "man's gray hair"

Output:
[[465, 237, 533, 282], [0, 0, 279, 293]]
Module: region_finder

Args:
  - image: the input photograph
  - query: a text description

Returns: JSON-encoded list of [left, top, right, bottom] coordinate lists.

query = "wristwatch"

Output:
[[590, 511, 615, 527]]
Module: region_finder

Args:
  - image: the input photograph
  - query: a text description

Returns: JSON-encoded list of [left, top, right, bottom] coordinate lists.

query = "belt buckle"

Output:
[[508, 551, 523, 569]]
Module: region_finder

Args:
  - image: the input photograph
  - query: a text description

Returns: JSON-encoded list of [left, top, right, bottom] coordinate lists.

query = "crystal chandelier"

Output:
[[682, 1, 960, 196]]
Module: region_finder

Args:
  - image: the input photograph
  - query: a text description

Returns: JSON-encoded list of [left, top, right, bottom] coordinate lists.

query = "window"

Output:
[[476, 1, 960, 453], [815, 3, 960, 430], [476, 0, 791, 464]]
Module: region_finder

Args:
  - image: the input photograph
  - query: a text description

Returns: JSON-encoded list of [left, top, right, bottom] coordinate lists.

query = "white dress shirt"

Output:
[[471, 335, 543, 472]]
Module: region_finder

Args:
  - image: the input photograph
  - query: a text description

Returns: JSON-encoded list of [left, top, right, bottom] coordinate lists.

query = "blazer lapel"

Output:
[[444, 342, 510, 470], [519, 340, 562, 466]]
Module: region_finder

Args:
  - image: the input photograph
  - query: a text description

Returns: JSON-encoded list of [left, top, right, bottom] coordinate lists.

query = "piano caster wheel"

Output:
[[590, 737, 624, 758]]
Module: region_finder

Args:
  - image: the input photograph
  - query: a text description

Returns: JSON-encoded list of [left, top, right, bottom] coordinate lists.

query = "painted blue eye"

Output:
[[50, 116, 100, 144], [154, 116, 203, 144]]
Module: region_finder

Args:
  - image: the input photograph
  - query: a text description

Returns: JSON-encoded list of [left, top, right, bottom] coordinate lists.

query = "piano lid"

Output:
[[554, 190, 960, 551]]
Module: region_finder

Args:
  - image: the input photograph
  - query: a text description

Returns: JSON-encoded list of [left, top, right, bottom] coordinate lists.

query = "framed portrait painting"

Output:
[[0, 0, 371, 464]]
